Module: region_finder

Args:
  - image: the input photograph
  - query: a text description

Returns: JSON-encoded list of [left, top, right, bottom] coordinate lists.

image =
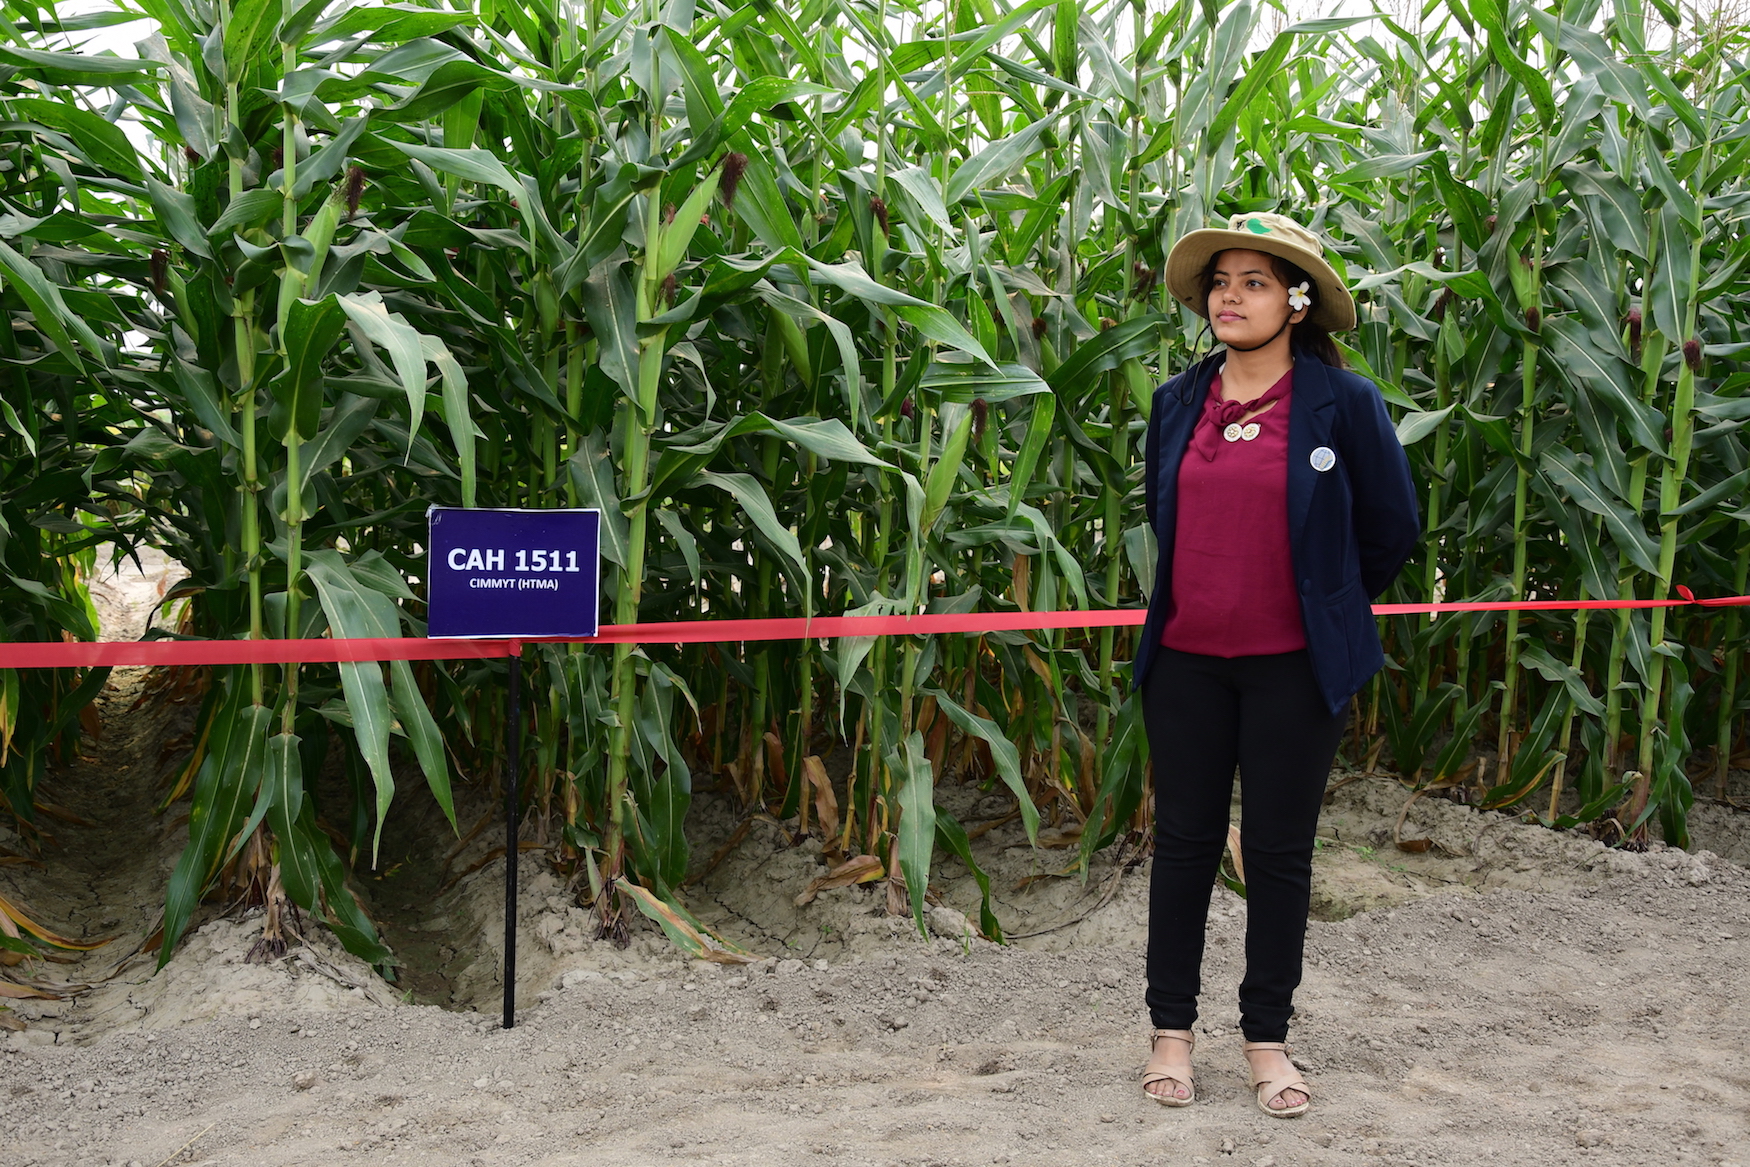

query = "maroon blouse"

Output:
[[1160, 368, 1307, 657]]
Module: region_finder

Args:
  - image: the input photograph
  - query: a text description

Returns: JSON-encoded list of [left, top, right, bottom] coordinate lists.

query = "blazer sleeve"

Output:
[[1340, 378, 1422, 599]]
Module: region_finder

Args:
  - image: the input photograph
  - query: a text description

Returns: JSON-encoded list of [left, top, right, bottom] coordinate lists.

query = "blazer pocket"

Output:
[[1320, 575, 1366, 682], [1339, 575, 1386, 683], [1323, 574, 1362, 604]]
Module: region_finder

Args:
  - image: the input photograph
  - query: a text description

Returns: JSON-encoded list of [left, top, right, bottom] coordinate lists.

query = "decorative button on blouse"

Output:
[[1191, 368, 1292, 461]]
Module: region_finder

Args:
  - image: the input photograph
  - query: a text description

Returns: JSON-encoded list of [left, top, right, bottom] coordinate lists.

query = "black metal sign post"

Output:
[[503, 645, 522, 1030], [424, 507, 600, 1034]]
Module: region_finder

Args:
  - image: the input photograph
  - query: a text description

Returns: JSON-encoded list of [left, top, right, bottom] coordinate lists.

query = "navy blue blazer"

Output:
[[1132, 351, 1421, 716]]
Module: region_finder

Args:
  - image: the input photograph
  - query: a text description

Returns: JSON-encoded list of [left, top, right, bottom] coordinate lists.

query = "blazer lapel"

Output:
[[1287, 353, 1337, 559], [1153, 356, 1218, 528]]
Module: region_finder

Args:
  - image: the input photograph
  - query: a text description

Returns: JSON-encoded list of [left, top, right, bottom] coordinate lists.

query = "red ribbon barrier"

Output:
[[0, 637, 516, 669], [1371, 589, 1750, 615], [1, 593, 1746, 669]]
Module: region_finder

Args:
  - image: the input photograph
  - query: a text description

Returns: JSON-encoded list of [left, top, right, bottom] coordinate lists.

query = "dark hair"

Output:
[[1198, 252, 1344, 368]]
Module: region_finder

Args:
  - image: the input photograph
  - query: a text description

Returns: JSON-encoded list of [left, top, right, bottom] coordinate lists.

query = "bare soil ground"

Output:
[[1, 557, 1747, 1167]]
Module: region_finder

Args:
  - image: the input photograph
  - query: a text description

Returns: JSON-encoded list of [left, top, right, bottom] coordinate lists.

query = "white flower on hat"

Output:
[[1288, 282, 1312, 312]]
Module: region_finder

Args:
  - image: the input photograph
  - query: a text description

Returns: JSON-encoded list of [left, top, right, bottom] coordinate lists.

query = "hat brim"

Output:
[[1164, 228, 1357, 333]]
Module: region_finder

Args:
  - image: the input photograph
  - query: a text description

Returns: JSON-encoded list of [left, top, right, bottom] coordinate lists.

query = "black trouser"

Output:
[[1142, 647, 1345, 1042]]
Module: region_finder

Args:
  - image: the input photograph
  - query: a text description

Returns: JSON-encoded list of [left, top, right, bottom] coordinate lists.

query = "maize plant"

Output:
[[0, 0, 1743, 968]]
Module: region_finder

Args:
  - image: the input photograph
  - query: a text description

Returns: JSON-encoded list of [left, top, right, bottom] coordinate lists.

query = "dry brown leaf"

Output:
[[31, 801, 94, 827], [762, 731, 789, 794], [884, 851, 909, 916], [1039, 782, 1087, 824], [439, 846, 508, 894], [1395, 788, 1436, 852], [1361, 737, 1385, 775], [1036, 823, 1084, 849], [1023, 646, 1053, 687], [1013, 857, 1082, 891], [793, 854, 883, 906], [0, 891, 108, 950], [885, 878, 908, 917], [1435, 757, 1480, 787], [443, 807, 497, 872], [689, 815, 754, 887], [159, 718, 212, 809], [615, 879, 759, 965], [923, 706, 949, 776], [803, 756, 839, 846], [965, 808, 1019, 842], [1225, 824, 1246, 885], [1009, 554, 1030, 611], [0, 980, 60, 1000]]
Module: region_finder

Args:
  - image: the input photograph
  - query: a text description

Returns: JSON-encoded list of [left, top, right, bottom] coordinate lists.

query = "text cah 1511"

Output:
[[445, 548, 585, 573]]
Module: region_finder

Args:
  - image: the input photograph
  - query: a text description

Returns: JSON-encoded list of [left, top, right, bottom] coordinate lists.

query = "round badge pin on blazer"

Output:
[[1310, 446, 1336, 472]]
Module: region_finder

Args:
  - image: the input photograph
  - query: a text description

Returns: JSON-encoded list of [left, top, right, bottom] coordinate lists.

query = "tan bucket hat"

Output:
[[1165, 212, 1356, 332]]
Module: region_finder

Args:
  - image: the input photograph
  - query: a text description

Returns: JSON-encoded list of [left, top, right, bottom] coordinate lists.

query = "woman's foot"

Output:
[[1142, 1029, 1195, 1105], [1242, 1041, 1310, 1116]]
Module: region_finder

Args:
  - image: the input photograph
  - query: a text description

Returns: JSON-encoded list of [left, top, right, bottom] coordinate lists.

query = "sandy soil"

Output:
[[2, 559, 1748, 1167]]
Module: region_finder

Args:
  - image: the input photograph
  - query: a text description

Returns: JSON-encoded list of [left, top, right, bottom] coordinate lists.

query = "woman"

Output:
[[1133, 213, 1419, 1116]]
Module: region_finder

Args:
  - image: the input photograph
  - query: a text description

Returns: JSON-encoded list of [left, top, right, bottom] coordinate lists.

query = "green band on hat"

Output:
[[1246, 218, 1270, 234]]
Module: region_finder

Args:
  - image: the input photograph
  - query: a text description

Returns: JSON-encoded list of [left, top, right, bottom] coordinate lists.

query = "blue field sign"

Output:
[[427, 507, 601, 639]]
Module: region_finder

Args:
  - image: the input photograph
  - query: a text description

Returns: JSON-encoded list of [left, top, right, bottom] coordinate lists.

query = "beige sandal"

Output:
[[1141, 1028, 1195, 1106], [1242, 1041, 1310, 1118]]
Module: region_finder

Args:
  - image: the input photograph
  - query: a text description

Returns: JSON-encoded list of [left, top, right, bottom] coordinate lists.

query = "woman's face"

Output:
[[1206, 248, 1307, 350]]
